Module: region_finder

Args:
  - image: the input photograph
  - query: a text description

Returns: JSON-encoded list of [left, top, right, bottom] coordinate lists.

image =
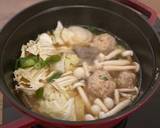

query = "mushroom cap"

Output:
[[87, 70, 116, 98], [73, 67, 85, 79], [117, 71, 136, 88], [104, 97, 114, 109], [85, 114, 95, 120], [91, 104, 101, 116], [91, 33, 117, 53]]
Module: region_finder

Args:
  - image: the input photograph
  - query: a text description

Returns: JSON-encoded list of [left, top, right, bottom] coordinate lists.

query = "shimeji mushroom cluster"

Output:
[[84, 87, 138, 120], [95, 50, 139, 72], [82, 49, 139, 120]]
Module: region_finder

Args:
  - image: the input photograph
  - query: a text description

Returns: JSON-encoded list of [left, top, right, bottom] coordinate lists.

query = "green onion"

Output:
[[87, 26, 101, 34], [35, 87, 44, 99], [19, 55, 39, 68], [15, 58, 20, 69], [99, 75, 108, 81], [15, 54, 61, 69], [47, 71, 62, 83], [34, 58, 47, 69], [45, 55, 61, 65]]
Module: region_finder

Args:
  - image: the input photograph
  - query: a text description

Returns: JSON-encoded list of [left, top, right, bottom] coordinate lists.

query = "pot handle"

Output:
[[1, 116, 38, 128], [118, 0, 158, 25]]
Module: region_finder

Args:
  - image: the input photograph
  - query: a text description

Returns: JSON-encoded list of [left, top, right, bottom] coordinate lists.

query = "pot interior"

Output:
[[0, 0, 159, 124]]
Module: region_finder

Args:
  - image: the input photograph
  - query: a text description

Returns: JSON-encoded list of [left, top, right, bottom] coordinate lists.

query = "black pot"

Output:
[[0, 0, 160, 128]]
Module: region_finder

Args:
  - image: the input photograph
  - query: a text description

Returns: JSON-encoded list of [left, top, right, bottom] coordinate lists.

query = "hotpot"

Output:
[[0, 0, 160, 127]]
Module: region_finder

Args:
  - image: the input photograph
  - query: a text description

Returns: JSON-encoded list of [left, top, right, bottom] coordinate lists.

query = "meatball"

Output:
[[117, 71, 136, 88], [91, 33, 117, 53], [87, 70, 116, 98]]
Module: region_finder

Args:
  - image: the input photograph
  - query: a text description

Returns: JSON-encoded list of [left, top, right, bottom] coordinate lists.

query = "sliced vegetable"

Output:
[[35, 87, 44, 99], [75, 95, 85, 121], [47, 71, 63, 82], [45, 55, 61, 65], [65, 54, 79, 71], [19, 55, 38, 68]]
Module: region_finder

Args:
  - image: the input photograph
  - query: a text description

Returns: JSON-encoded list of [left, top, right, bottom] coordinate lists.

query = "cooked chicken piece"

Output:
[[74, 46, 100, 64], [87, 70, 116, 98], [91, 33, 117, 53], [117, 71, 136, 88]]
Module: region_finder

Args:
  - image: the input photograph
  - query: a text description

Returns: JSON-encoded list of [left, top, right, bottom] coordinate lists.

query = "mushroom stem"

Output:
[[56, 79, 77, 87], [103, 59, 131, 66], [94, 98, 109, 112], [95, 59, 131, 68], [121, 50, 133, 57], [98, 49, 123, 61], [55, 76, 76, 83], [72, 80, 85, 89], [99, 99, 131, 118], [103, 65, 137, 71], [118, 87, 139, 93], [77, 86, 91, 112], [62, 71, 73, 76], [55, 76, 77, 87], [133, 62, 140, 72], [120, 93, 132, 99], [114, 89, 120, 105], [135, 86, 139, 94], [82, 62, 90, 77]]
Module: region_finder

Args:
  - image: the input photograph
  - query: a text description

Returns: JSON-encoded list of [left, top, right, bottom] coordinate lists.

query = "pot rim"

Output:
[[0, 0, 160, 125]]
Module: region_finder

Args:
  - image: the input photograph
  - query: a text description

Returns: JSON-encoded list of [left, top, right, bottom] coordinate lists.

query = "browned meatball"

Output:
[[117, 71, 136, 88], [91, 33, 117, 53], [87, 70, 116, 98]]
